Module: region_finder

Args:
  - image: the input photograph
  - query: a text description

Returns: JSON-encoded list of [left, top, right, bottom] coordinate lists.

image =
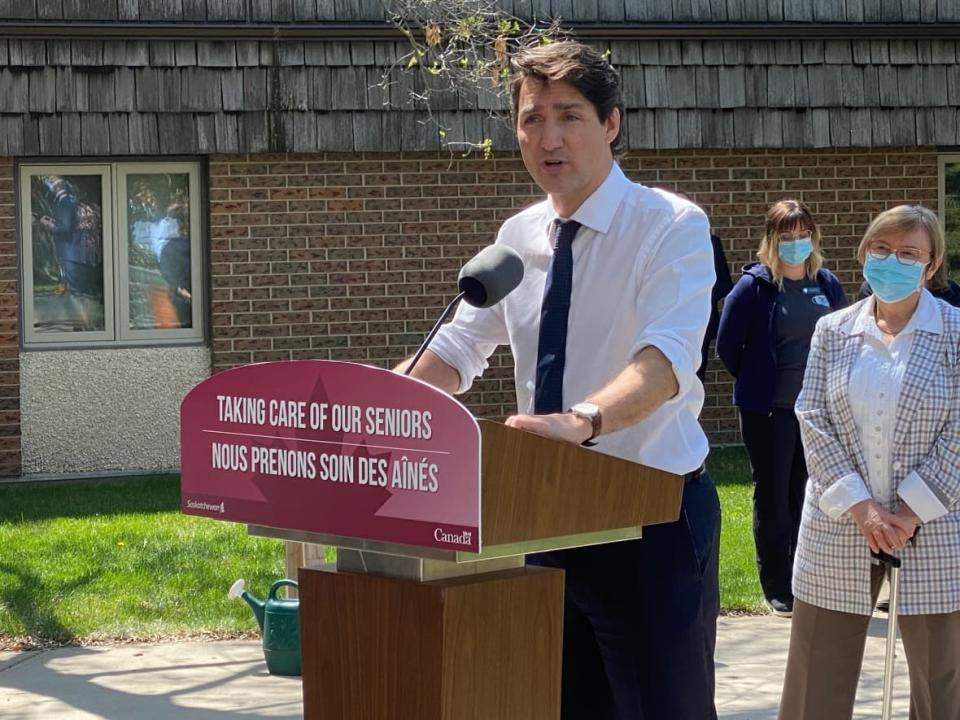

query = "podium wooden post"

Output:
[[289, 420, 684, 720]]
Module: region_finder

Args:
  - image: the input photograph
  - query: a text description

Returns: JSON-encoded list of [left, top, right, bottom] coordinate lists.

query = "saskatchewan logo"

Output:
[[187, 499, 225, 513]]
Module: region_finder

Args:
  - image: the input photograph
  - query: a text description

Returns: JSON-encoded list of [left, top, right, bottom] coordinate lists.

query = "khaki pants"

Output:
[[779, 565, 960, 720]]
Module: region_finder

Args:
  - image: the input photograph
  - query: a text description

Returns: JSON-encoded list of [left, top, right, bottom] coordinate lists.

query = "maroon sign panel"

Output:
[[180, 361, 481, 553]]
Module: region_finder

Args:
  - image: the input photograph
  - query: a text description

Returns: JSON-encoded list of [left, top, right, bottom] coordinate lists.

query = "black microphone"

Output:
[[457, 244, 525, 308], [404, 244, 524, 376]]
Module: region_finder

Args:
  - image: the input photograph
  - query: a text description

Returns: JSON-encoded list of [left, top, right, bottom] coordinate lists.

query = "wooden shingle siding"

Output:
[[81, 113, 110, 155], [129, 112, 160, 153], [38, 113, 61, 153], [695, 66, 720, 108], [214, 112, 239, 151], [2, 5, 960, 152], [0, 0, 958, 22], [197, 41, 236, 67], [118, 0, 141, 21], [109, 114, 131, 154]]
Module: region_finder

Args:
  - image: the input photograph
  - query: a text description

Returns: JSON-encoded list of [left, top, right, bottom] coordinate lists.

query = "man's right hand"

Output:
[[848, 499, 915, 554]]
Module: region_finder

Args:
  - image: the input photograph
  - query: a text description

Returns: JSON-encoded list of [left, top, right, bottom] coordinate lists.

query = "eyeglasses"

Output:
[[866, 243, 931, 266]]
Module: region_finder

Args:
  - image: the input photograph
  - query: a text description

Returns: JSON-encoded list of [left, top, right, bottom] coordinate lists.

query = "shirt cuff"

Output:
[[819, 472, 872, 520], [427, 333, 477, 395], [898, 470, 949, 524], [631, 336, 696, 402]]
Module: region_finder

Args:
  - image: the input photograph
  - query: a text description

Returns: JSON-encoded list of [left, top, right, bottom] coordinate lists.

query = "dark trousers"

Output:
[[528, 472, 721, 720], [739, 408, 807, 602], [159, 237, 192, 326]]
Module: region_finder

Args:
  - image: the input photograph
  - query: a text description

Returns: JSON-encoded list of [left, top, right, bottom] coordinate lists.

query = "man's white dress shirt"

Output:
[[819, 291, 950, 523], [429, 164, 715, 475]]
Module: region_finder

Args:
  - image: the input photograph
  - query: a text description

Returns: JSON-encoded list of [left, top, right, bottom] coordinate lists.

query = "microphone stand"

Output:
[[404, 291, 467, 376]]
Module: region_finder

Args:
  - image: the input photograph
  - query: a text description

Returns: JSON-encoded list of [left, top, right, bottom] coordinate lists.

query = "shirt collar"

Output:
[[544, 163, 631, 236], [845, 288, 943, 338]]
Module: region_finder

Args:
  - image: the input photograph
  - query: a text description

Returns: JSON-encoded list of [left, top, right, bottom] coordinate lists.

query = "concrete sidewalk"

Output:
[[0, 615, 909, 719]]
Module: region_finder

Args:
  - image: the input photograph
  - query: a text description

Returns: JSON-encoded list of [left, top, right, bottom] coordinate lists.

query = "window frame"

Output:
[[18, 160, 206, 350], [19, 164, 116, 346]]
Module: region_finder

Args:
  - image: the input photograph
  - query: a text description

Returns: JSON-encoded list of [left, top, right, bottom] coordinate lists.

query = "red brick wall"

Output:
[[208, 147, 938, 445], [0, 159, 19, 476]]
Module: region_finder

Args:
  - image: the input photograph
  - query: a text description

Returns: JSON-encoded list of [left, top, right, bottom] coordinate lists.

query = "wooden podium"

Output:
[[253, 419, 684, 720]]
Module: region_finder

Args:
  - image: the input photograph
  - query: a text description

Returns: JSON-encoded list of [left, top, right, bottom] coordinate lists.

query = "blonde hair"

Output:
[[757, 199, 824, 286], [856, 205, 946, 290]]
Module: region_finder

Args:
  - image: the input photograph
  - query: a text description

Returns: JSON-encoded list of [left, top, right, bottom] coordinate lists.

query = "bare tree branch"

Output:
[[378, 0, 565, 157]]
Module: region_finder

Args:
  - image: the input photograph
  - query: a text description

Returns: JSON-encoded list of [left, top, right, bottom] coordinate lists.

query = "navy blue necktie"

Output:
[[534, 219, 581, 414]]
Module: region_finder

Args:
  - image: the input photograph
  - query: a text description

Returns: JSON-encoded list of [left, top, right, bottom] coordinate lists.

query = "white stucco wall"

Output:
[[20, 346, 211, 475]]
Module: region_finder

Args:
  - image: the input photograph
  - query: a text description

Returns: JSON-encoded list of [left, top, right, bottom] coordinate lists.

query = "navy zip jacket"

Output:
[[716, 262, 847, 414]]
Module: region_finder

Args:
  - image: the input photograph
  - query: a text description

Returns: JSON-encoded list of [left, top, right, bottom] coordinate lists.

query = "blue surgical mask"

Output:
[[863, 254, 927, 303], [778, 237, 813, 266]]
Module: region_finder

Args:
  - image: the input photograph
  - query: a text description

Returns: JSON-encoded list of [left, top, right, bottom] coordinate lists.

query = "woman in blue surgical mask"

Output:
[[857, 236, 960, 308], [717, 199, 847, 618], [779, 207, 960, 719]]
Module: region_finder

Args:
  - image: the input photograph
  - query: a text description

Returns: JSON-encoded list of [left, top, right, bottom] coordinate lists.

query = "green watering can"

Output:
[[229, 578, 302, 676]]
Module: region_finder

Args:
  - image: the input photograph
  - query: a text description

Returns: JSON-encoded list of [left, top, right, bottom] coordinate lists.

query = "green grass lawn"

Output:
[[0, 476, 284, 647], [707, 446, 764, 613], [0, 449, 762, 645]]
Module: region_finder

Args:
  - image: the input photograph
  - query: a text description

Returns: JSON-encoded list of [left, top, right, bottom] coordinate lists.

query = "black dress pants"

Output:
[[739, 407, 807, 603], [159, 237, 192, 326], [528, 472, 721, 720]]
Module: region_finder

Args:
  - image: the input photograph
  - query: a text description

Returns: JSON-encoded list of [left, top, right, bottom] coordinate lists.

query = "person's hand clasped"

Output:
[[848, 499, 916, 554], [505, 412, 592, 445], [893, 501, 921, 538]]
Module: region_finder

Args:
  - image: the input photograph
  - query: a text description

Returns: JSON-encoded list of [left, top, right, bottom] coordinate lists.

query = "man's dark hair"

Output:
[[509, 40, 625, 157]]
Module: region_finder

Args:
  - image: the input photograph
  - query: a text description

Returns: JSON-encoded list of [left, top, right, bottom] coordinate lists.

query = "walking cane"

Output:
[[872, 549, 901, 720]]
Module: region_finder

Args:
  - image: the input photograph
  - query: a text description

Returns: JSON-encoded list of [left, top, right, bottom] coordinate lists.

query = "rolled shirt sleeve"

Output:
[[428, 291, 509, 395], [629, 207, 714, 400], [819, 471, 873, 519], [898, 470, 950, 523]]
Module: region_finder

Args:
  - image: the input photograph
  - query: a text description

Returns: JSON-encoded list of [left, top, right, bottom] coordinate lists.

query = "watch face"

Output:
[[571, 402, 600, 417]]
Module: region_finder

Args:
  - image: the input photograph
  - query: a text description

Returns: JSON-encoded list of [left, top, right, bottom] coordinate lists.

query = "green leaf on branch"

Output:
[[456, 15, 484, 40], [497, 19, 522, 36], [406, 49, 424, 69]]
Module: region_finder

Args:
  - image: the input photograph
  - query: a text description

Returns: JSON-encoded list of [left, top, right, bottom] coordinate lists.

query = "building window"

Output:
[[939, 154, 960, 278], [20, 161, 204, 347]]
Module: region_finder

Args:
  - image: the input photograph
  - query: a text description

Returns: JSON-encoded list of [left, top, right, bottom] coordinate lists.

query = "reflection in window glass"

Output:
[[29, 174, 105, 333], [945, 162, 960, 276], [126, 173, 193, 330]]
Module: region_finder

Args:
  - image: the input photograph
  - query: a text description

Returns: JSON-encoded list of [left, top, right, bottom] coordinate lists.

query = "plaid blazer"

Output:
[[794, 296, 960, 616]]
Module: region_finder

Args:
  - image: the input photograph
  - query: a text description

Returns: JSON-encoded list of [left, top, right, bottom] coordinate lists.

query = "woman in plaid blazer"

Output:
[[779, 205, 960, 720]]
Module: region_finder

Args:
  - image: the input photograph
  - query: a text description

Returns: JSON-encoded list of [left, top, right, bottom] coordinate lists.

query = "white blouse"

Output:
[[818, 293, 949, 523]]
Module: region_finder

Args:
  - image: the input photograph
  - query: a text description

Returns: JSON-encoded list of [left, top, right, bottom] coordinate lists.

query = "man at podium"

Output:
[[403, 40, 721, 720]]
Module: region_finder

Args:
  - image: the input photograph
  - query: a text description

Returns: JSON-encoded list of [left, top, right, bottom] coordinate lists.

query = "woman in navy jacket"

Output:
[[717, 199, 847, 617]]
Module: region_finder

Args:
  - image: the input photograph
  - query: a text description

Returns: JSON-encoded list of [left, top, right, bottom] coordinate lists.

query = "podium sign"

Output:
[[180, 361, 481, 552]]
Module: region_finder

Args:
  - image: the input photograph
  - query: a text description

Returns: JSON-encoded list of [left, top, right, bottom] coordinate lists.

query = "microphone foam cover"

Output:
[[457, 244, 525, 308]]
